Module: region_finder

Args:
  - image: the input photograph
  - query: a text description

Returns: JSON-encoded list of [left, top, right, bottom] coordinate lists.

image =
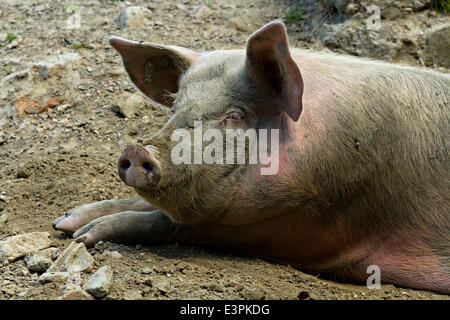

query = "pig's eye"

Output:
[[224, 111, 243, 123]]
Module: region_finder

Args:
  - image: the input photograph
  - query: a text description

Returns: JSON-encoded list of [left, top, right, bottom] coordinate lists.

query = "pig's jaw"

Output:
[[134, 186, 227, 225]]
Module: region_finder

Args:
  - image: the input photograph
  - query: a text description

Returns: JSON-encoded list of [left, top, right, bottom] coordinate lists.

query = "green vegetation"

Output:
[[6, 32, 17, 43], [432, 0, 450, 12], [284, 3, 302, 23], [72, 43, 85, 50], [205, 0, 213, 9], [2, 65, 12, 74]]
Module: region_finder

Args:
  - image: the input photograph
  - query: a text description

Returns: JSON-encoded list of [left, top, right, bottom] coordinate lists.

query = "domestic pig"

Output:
[[53, 21, 450, 293]]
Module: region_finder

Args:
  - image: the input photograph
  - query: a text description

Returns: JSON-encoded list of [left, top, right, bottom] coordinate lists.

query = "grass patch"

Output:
[[205, 0, 213, 9], [2, 65, 12, 74], [432, 0, 450, 12], [6, 33, 17, 43], [72, 43, 85, 50], [284, 3, 302, 23]]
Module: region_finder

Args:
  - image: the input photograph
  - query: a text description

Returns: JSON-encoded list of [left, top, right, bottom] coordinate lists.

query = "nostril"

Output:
[[119, 159, 131, 171], [142, 162, 153, 175]]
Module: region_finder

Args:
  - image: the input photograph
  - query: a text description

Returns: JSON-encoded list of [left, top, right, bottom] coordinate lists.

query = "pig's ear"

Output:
[[108, 36, 200, 107], [245, 21, 303, 121]]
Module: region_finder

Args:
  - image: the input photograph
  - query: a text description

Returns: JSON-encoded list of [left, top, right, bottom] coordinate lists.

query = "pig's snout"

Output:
[[118, 145, 161, 189]]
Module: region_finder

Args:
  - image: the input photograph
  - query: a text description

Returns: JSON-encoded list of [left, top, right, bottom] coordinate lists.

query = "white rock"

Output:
[[63, 289, 94, 300], [33, 52, 81, 80], [38, 271, 70, 284], [196, 5, 213, 18], [0, 232, 52, 263], [83, 266, 113, 299], [46, 241, 94, 273], [0, 214, 8, 226], [112, 92, 145, 118], [119, 6, 152, 29], [24, 247, 59, 273], [424, 24, 450, 68]]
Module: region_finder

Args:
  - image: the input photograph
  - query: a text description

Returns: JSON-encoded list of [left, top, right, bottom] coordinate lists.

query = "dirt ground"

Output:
[[0, 0, 449, 300]]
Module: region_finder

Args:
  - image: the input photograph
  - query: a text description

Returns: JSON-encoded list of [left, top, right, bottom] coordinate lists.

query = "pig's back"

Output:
[[288, 48, 449, 237]]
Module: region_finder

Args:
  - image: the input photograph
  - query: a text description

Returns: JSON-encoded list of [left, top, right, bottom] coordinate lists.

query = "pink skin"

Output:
[[52, 21, 449, 294], [53, 198, 156, 233]]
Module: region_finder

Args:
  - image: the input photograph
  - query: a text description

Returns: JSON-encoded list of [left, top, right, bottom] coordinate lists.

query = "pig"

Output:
[[52, 21, 450, 294]]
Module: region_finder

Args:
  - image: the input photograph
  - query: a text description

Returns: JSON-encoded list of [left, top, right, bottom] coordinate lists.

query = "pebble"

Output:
[[0, 232, 53, 263], [38, 271, 70, 284], [195, 5, 213, 19], [155, 280, 170, 294], [63, 289, 94, 300], [103, 250, 122, 259], [46, 241, 94, 273], [142, 267, 152, 274], [209, 283, 224, 293], [297, 290, 311, 300], [228, 17, 250, 32], [242, 287, 266, 300], [124, 289, 143, 300], [424, 25, 450, 68], [24, 247, 59, 273], [0, 214, 8, 226], [33, 52, 81, 80], [119, 6, 153, 30], [16, 169, 30, 178], [83, 266, 113, 299]]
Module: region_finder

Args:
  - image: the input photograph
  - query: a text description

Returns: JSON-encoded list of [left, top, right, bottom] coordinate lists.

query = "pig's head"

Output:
[[109, 21, 304, 224]]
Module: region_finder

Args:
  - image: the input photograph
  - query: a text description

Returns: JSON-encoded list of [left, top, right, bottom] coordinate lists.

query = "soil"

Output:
[[0, 0, 449, 300]]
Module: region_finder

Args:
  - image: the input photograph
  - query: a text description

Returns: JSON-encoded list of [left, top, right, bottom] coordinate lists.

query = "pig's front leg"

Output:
[[53, 197, 156, 234], [72, 210, 176, 247]]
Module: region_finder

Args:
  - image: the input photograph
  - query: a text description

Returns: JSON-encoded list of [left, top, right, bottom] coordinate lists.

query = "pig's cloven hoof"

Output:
[[53, 204, 100, 234], [72, 215, 118, 247], [53, 215, 82, 234]]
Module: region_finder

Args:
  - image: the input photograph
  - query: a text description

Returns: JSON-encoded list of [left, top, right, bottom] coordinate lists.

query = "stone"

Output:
[[83, 266, 113, 299], [196, 5, 213, 18], [209, 283, 224, 292], [0, 232, 52, 263], [103, 250, 123, 259], [63, 289, 94, 300], [6, 39, 19, 50], [155, 280, 170, 294], [242, 287, 266, 300], [141, 267, 153, 274], [345, 4, 358, 15], [228, 17, 250, 32], [38, 271, 70, 284], [382, 7, 402, 20], [24, 247, 59, 273], [0, 214, 8, 226], [329, 0, 351, 11], [124, 289, 143, 300], [423, 24, 450, 68], [46, 241, 94, 274], [33, 52, 81, 80], [0, 71, 29, 100], [16, 168, 29, 179], [119, 6, 152, 30], [111, 92, 145, 118]]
